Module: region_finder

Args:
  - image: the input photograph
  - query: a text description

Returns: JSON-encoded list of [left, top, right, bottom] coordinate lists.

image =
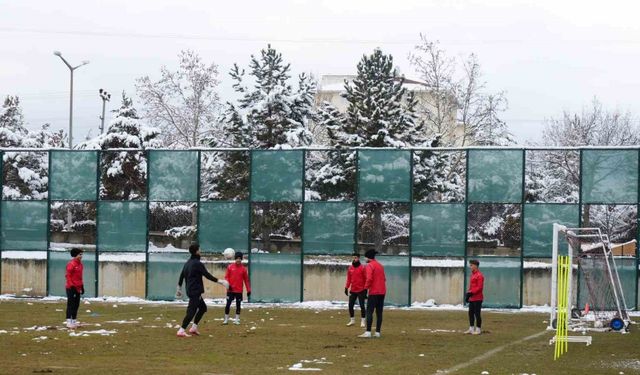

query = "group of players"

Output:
[[64, 244, 485, 338]]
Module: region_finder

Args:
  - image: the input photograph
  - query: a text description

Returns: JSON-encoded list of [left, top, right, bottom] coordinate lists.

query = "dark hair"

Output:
[[70, 248, 83, 257], [469, 259, 480, 266], [364, 249, 377, 259], [234, 251, 244, 259], [352, 251, 360, 257], [189, 243, 200, 255]]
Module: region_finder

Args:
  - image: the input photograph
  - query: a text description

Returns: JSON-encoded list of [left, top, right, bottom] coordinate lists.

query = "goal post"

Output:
[[549, 223, 631, 334]]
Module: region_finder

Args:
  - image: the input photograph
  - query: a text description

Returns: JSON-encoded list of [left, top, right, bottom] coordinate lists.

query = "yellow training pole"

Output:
[[555, 256, 570, 360]]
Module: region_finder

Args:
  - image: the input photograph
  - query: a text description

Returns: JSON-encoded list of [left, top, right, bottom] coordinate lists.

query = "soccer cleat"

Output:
[[360, 318, 366, 328], [188, 326, 200, 336], [472, 327, 482, 335], [176, 328, 190, 337], [233, 319, 240, 325], [463, 327, 474, 334], [358, 331, 372, 338], [374, 332, 381, 338], [222, 319, 229, 325], [347, 318, 355, 326], [66, 323, 78, 330]]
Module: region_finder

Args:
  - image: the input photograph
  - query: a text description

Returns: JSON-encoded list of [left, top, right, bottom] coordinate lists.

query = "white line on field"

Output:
[[433, 330, 548, 374]]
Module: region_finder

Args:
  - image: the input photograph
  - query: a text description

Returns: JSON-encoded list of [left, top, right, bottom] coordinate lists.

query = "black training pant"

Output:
[[468, 300, 482, 328], [348, 291, 366, 318], [225, 292, 243, 315], [181, 295, 207, 329], [366, 294, 385, 333], [65, 288, 81, 320]]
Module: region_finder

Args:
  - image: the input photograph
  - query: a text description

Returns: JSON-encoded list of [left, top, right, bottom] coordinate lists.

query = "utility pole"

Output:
[[53, 51, 89, 149], [99, 89, 111, 134]]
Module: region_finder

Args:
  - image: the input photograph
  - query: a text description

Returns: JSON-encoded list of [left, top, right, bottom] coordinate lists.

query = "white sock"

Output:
[[224, 314, 229, 321], [72, 319, 77, 325], [235, 314, 240, 321], [66, 319, 71, 325]]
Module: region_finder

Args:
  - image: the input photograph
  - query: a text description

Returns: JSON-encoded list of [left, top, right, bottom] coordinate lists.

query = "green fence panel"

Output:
[[468, 150, 523, 203], [199, 201, 249, 252], [358, 150, 411, 202], [412, 203, 466, 257], [581, 150, 638, 204], [250, 253, 301, 302], [98, 201, 147, 252], [303, 202, 355, 254], [147, 252, 189, 300], [523, 204, 579, 257], [50, 151, 97, 201], [380, 256, 410, 305], [48, 250, 96, 297], [1, 201, 48, 250], [470, 257, 521, 308], [251, 151, 303, 202], [148, 151, 198, 201], [578, 257, 637, 311]]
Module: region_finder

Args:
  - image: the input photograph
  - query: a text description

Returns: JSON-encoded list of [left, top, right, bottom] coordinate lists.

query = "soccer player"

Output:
[[465, 259, 485, 335], [175, 243, 228, 337], [65, 248, 84, 329], [359, 249, 386, 338], [223, 251, 251, 325], [345, 252, 366, 327]]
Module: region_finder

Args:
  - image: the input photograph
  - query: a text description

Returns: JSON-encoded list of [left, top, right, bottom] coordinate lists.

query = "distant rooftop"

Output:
[[318, 74, 431, 92]]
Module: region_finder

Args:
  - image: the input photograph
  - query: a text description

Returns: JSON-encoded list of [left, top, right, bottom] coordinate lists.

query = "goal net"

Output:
[[550, 224, 631, 332]]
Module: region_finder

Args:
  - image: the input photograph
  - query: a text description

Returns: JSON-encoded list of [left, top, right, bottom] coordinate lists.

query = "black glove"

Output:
[[465, 292, 472, 303], [344, 288, 349, 296], [363, 290, 368, 299], [80, 285, 85, 295], [247, 292, 251, 298]]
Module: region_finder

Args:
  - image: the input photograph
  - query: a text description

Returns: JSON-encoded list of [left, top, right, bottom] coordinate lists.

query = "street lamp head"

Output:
[[53, 51, 62, 56]]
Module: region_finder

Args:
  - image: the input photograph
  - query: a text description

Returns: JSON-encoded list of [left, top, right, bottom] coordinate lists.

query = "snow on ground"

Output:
[[288, 358, 332, 371], [3, 294, 639, 317], [69, 329, 116, 337]]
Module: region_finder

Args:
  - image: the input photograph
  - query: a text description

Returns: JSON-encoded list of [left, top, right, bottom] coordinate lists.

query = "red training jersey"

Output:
[[65, 257, 84, 292], [364, 259, 386, 296], [345, 264, 366, 293], [468, 269, 484, 302], [225, 263, 251, 294]]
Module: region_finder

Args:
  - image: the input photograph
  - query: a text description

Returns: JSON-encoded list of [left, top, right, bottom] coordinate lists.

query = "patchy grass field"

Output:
[[0, 299, 639, 374]]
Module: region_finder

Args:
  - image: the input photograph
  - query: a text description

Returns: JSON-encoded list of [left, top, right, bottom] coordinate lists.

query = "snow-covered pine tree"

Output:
[[218, 44, 315, 149], [203, 45, 316, 201], [77, 92, 161, 200], [311, 49, 424, 201], [312, 49, 427, 251], [0, 95, 51, 199]]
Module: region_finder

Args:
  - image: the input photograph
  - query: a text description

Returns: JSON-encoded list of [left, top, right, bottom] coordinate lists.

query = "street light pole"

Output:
[[99, 89, 111, 134], [53, 51, 89, 149]]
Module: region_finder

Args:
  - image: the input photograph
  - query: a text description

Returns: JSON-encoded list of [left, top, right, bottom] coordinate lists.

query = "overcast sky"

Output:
[[1, 0, 640, 145]]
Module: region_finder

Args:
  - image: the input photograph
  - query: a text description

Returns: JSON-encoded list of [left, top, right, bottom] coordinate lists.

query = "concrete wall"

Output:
[[0, 258, 630, 308]]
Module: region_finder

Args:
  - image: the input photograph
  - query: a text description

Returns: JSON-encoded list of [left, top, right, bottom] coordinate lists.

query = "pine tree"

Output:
[[216, 45, 315, 149], [311, 49, 424, 251], [203, 45, 316, 202], [0, 96, 51, 199], [77, 92, 161, 200], [311, 49, 426, 199]]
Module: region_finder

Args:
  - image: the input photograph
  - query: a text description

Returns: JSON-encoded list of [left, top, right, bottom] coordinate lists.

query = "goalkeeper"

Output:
[[175, 243, 229, 337]]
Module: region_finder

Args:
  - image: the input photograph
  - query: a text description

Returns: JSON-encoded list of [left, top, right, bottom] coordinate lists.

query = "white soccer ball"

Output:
[[223, 248, 235, 259]]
